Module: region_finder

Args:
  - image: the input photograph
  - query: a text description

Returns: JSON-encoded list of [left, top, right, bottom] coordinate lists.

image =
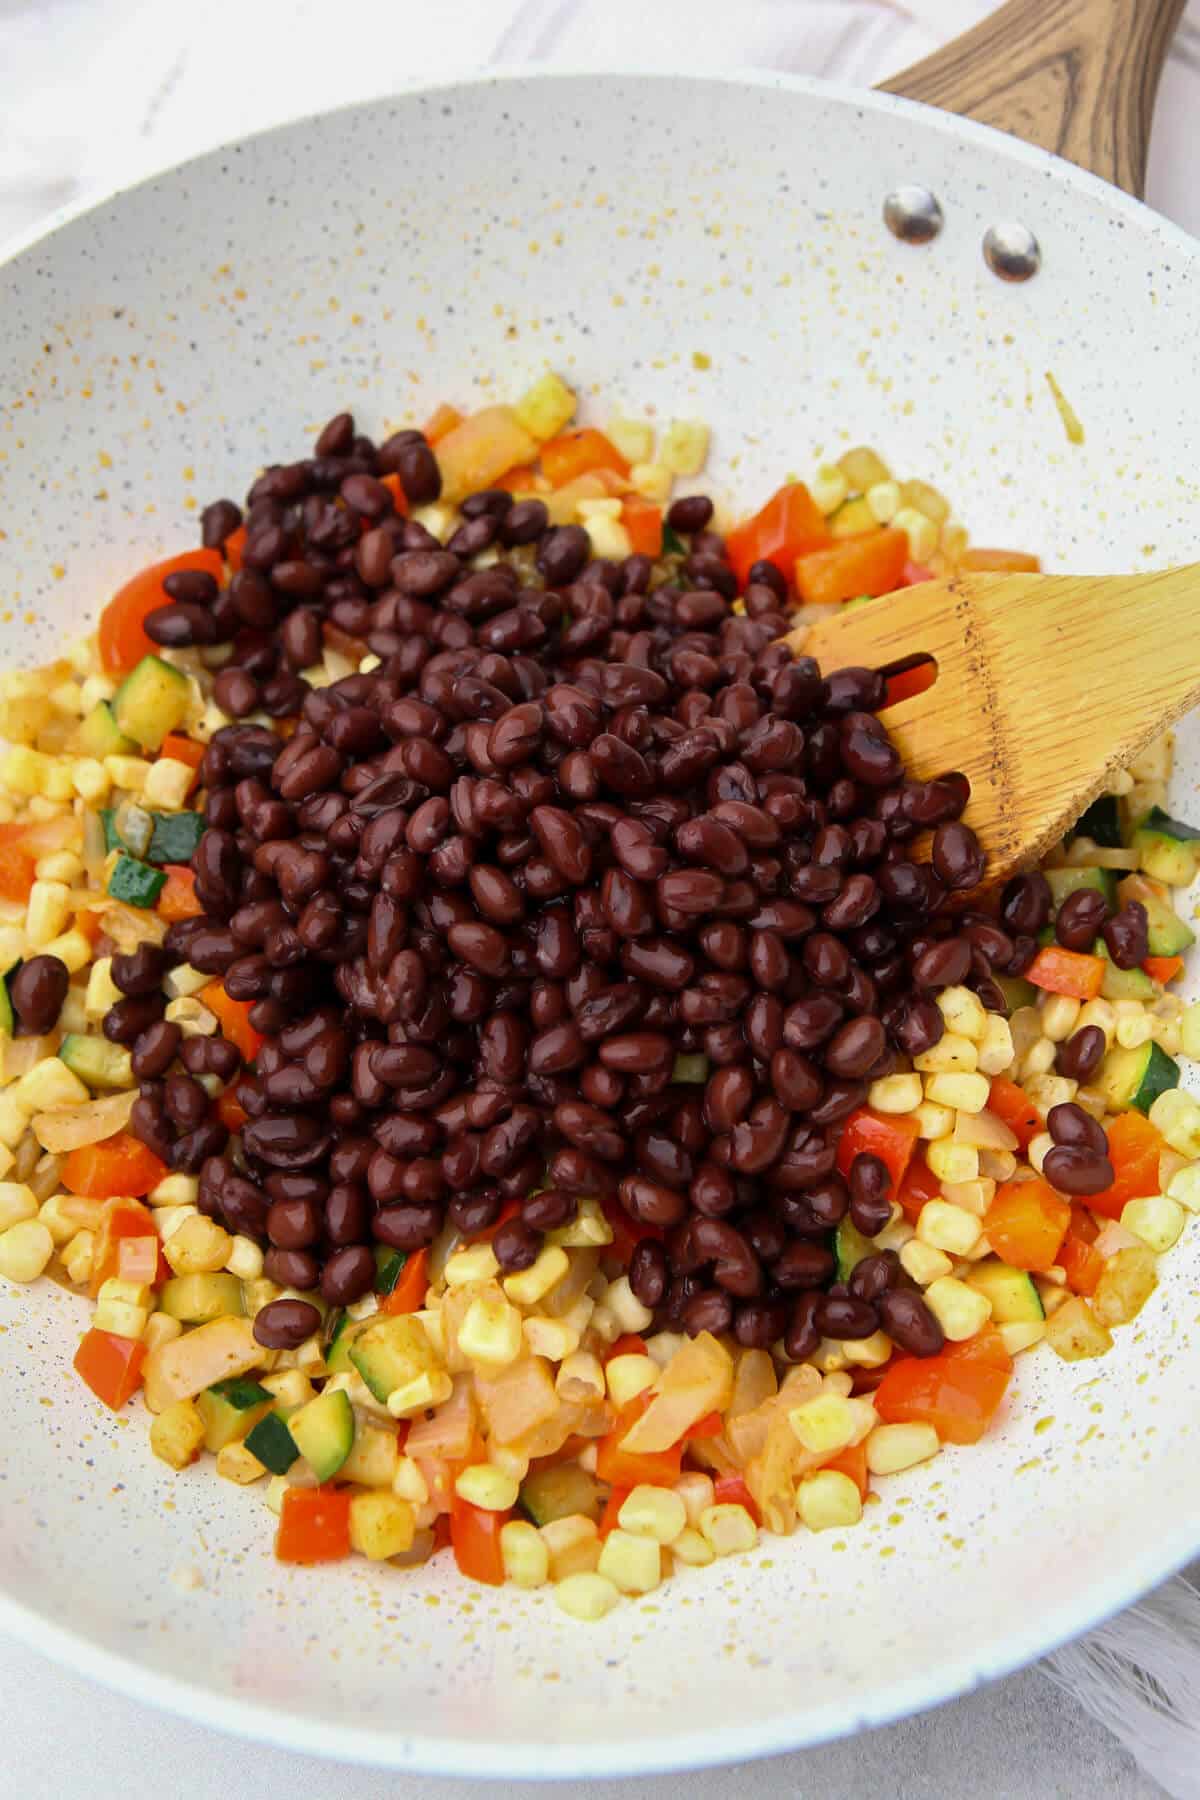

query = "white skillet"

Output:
[[0, 0, 1197, 1776]]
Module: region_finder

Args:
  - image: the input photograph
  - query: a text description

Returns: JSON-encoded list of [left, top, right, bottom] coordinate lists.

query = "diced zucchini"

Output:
[[59, 1033, 134, 1091], [1097, 1040, 1180, 1115], [1045, 866, 1117, 909], [519, 1463, 607, 1526], [244, 1409, 299, 1475], [0, 966, 15, 1038], [373, 1246, 407, 1296], [77, 701, 135, 759], [112, 654, 191, 751], [833, 1217, 875, 1282], [660, 523, 686, 557], [196, 1375, 273, 1452], [1096, 942, 1155, 1002], [966, 1259, 1044, 1324], [159, 1272, 245, 1323], [288, 1387, 355, 1482], [107, 854, 166, 909], [1072, 794, 1122, 849], [148, 811, 205, 863], [348, 1314, 437, 1404], [324, 1310, 361, 1374], [1131, 809, 1200, 886], [994, 973, 1037, 1015], [1136, 804, 1200, 844], [1116, 872, 1196, 957]]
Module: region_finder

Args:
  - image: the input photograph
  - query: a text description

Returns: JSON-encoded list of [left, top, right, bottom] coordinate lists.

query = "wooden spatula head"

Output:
[[786, 565, 1200, 888]]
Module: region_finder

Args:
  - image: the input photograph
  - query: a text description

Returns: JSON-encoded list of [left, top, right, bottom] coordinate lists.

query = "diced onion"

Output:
[[32, 1088, 136, 1153]]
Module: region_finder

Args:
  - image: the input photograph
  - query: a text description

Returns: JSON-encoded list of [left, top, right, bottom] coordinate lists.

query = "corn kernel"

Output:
[[456, 1292, 522, 1369], [1078, 998, 1117, 1045], [669, 1526, 715, 1567], [937, 986, 987, 1043], [583, 514, 632, 561], [70, 757, 110, 803], [618, 1484, 687, 1545], [699, 1502, 757, 1556], [812, 464, 850, 514], [673, 1471, 715, 1527], [925, 1139, 979, 1184], [349, 1491, 415, 1560], [796, 1469, 862, 1532], [212, 1441, 265, 1485], [444, 1244, 501, 1289], [541, 1514, 601, 1580], [1121, 1195, 1185, 1252], [554, 1571, 619, 1621], [788, 1392, 856, 1456], [523, 1315, 579, 1361], [838, 446, 890, 489], [892, 506, 938, 562], [142, 1311, 182, 1354], [1167, 1164, 1200, 1213], [455, 1463, 520, 1512], [150, 1398, 205, 1470], [1040, 993, 1081, 1042], [1149, 1090, 1200, 1158], [141, 758, 194, 812], [977, 1015, 1015, 1077], [841, 1329, 894, 1368], [62, 1230, 95, 1286], [940, 1177, 995, 1218], [604, 1273, 654, 1334], [954, 1110, 1018, 1153], [501, 1518, 550, 1587], [387, 1370, 454, 1418], [84, 957, 122, 1020], [556, 1349, 606, 1402], [502, 1244, 568, 1306], [865, 478, 901, 522], [900, 1238, 953, 1286], [1181, 1003, 1200, 1060], [14, 1057, 89, 1113], [0, 1182, 37, 1231], [660, 420, 710, 477], [1025, 1130, 1052, 1175], [24, 880, 71, 949], [605, 1351, 657, 1410], [163, 997, 217, 1037], [104, 754, 152, 791], [914, 1033, 978, 1076], [514, 372, 576, 440], [866, 1422, 940, 1475], [867, 1072, 922, 1113], [38, 1192, 80, 1245], [393, 1455, 430, 1506], [645, 1330, 685, 1368], [547, 1195, 613, 1248], [924, 1275, 992, 1341], [164, 963, 210, 1000], [1020, 1036, 1057, 1081], [913, 1100, 955, 1140], [164, 1214, 232, 1276], [925, 1072, 991, 1114], [225, 1234, 264, 1281], [597, 1528, 661, 1595], [606, 415, 654, 465], [1115, 1011, 1154, 1050], [629, 462, 672, 504]]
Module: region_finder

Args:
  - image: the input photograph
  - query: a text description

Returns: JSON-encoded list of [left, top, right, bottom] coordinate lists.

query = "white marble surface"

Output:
[[2, 1, 1199, 1793]]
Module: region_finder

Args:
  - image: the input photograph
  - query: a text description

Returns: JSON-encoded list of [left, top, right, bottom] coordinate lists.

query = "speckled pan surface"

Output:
[[1, 69, 1199, 1777]]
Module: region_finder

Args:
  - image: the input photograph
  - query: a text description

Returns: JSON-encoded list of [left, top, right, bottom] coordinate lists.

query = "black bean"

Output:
[[253, 1298, 321, 1348], [9, 955, 69, 1034], [878, 1289, 944, 1356]]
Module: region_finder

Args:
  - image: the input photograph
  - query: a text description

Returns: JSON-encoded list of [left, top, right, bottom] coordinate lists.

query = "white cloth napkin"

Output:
[[3, 2, 1200, 1792]]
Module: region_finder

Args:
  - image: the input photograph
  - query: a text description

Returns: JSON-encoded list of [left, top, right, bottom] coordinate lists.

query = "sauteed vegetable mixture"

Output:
[[1, 374, 1196, 1620]]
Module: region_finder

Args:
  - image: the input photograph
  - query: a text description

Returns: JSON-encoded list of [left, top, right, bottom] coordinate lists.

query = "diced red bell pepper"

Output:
[[0, 845, 36, 903], [223, 526, 247, 573], [794, 527, 907, 607], [600, 1192, 665, 1265], [88, 1197, 157, 1296], [726, 482, 830, 589], [983, 1177, 1071, 1273], [605, 1333, 649, 1364], [98, 550, 224, 676], [1088, 1111, 1165, 1220], [1144, 955, 1185, 985], [159, 735, 204, 781], [683, 1410, 723, 1441], [378, 473, 410, 517], [900, 560, 936, 587], [1026, 946, 1105, 1001], [216, 1087, 249, 1133], [156, 865, 204, 922], [895, 1154, 941, 1224], [450, 1494, 509, 1585], [836, 1108, 921, 1192], [495, 463, 538, 493], [986, 1076, 1042, 1149], [622, 496, 663, 558], [62, 1136, 167, 1203], [712, 1473, 760, 1524], [276, 1487, 352, 1564], [1060, 1232, 1105, 1296], [73, 1328, 147, 1410], [199, 982, 264, 1062], [883, 659, 937, 707], [823, 1439, 869, 1500], [380, 1247, 429, 1316], [540, 429, 629, 487], [598, 1485, 631, 1539], [423, 404, 463, 444], [596, 1393, 683, 1488], [875, 1326, 1012, 1446]]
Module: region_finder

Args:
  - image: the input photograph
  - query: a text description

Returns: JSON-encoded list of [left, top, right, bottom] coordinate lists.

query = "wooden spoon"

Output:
[[783, 566, 1200, 887]]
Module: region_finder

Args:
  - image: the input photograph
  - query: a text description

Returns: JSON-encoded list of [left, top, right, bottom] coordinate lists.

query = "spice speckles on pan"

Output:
[[1, 70, 1200, 1779]]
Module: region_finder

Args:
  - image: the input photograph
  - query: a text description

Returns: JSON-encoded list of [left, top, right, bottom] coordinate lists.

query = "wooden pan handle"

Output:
[[881, 0, 1185, 197]]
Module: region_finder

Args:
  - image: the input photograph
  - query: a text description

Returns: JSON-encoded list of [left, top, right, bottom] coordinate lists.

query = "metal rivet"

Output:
[[883, 186, 944, 245], [982, 221, 1041, 281]]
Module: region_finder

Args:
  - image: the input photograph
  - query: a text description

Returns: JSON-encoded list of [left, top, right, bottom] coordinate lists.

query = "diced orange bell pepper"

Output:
[[987, 1076, 1042, 1149], [596, 1393, 684, 1488], [62, 1135, 168, 1203], [683, 1410, 724, 1441], [450, 1494, 509, 1585], [961, 548, 1041, 573], [883, 658, 937, 707], [474, 1198, 521, 1244], [380, 1247, 429, 1316], [199, 981, 264, 1063], [823, 1439, 869, 1501], [116, 1233, 167, 1285], [159, 734, 205, 779], [1026, 945, 1105, 1001], [276, 1487, 352, 1564], [895, 1154, 942, 1224], [1144, 955, 1185, 986], [1069, 1201, 1100, 1245], [88, 1197, 157, 1296], [495, 463, 538, 493], [712, 1473, 760, 1523], [540, 428, 629, 488], [98, 549, 224, 676], [156, 864, 204, 922], [983, 1176, 1071, 1273], [622, 496, 663, 558], [0, 844, 36, 903], [600, 1193, 665, 1266], [73, 1328, 147, 1410], [875, 1326, 1012, 1446], [1060, 1232, 1105, 1296], [378, 472, 410, 517], [795, 527, 908, 607], [223, 526, 247, 573], [1088, 1111, 1165, 1220], [216, 1087, 249, 1134], [836, 1107, 921, 1192], [605, 1333, 649, 1364], [726, 482, 830, 589], [598, 1485, 630, 1539], [423, 403, 463, 445]]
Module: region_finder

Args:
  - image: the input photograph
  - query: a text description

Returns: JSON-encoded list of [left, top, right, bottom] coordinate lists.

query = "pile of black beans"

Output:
[[119, 411, 1056, 1364]]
